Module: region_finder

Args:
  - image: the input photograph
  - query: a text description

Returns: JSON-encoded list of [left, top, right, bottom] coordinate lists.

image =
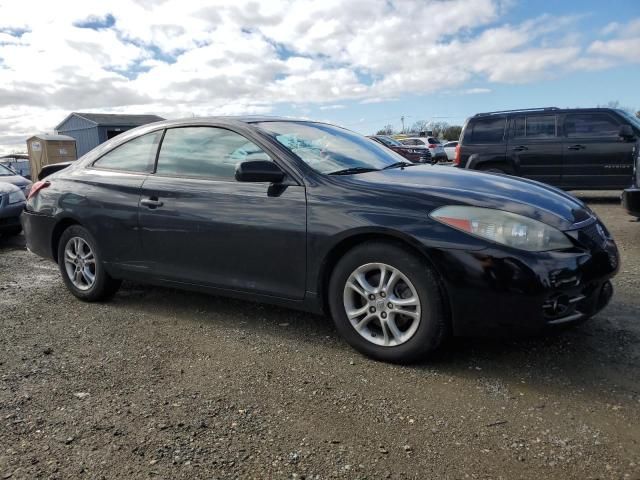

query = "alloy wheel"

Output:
[[342, 262, 422, 347], [63, 237, 96, 291]]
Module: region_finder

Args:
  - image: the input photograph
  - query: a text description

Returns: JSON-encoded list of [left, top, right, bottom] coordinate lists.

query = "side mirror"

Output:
[[619, 124, 635, 140], [235, 160, 285, 183]]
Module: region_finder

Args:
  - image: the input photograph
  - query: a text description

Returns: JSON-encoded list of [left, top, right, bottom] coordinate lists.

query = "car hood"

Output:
[[0, 181, 21, 194], [347, 165, 592, 230], [0, 175, 32, 189]]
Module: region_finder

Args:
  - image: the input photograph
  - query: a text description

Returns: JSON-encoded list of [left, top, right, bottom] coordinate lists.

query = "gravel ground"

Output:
[[1, 194, 639, 480]]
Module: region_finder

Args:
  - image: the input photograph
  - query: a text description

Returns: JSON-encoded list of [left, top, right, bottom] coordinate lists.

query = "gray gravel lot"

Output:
[[1, 194, 639, 479]]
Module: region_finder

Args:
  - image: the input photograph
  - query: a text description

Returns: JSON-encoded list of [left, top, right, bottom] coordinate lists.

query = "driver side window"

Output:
[[156, 127, 272, 180]]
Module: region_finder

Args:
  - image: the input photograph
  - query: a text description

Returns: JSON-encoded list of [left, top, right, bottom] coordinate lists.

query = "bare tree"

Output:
[[409, 120, 429, 134], [375, 124, 395, 136], [427, 121, 450, 138], [443, 125, 463, 141]]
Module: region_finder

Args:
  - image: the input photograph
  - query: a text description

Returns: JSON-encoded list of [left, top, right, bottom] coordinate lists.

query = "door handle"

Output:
[[141, 198, 164, 208], [512, 146, 528, 152], [567, 144, 585, 150]]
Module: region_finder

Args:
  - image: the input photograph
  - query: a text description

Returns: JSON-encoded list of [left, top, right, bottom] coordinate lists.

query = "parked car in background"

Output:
[[0, 182, 26, 236], [0, 163, 32, 196], [621, 111, 640, 218], [455, 107, 639, 190], [0, 154, 31, 179], [442, 141, 458, 161], [400, 137, 448, 162], [368, 135, 432, 163], [23, 116, 619, 363]]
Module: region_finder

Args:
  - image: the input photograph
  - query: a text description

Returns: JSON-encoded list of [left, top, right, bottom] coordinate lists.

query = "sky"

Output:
[[0, 0, 639, 154]]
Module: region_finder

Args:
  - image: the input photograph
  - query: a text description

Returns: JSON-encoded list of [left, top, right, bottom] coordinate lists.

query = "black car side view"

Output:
[[455, 107, 639, 190], [22, 117, 620, 363]]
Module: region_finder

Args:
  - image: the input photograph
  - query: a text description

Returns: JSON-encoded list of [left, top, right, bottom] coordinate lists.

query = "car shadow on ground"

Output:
[[0, 232, 25, 250], [110, 280, 639, 398]]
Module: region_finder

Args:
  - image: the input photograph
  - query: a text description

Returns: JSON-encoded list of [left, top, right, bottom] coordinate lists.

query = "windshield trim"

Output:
[[0, 164, 16, 176]]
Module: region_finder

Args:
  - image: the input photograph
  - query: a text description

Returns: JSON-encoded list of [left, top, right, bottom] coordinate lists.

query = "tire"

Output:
[[328, 241, 448, 363], [57, 225, 121, 302]]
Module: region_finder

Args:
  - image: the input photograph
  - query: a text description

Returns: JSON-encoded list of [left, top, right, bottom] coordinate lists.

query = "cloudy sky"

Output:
[[0, 0, 639, 154]]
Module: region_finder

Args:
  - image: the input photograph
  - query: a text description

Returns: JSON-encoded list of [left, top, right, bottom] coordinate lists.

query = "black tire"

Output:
[[328, 241, 448, 363], [57, 225, 121, 302]]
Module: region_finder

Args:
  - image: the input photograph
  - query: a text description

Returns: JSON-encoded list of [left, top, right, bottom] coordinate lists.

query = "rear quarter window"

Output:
[[466, 117, 506, 144]]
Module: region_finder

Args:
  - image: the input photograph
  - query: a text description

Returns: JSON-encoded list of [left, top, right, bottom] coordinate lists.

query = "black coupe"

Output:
[[22, 117, 619, 362]]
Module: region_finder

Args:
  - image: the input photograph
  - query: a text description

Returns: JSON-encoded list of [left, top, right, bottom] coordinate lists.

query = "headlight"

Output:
[[430, 206, 573, 252], [8, 189, 26, 204]]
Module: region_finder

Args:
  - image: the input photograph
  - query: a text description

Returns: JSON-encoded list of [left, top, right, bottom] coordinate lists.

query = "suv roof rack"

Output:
[[473, 107, 559, 117]]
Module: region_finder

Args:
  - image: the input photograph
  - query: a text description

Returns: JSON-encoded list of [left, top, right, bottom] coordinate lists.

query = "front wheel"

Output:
[[57, 225, 121, 302], [328, 242, 448, 363]]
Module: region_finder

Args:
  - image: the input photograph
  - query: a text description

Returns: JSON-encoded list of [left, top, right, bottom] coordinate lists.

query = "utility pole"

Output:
[[400, 116, 405, 133]]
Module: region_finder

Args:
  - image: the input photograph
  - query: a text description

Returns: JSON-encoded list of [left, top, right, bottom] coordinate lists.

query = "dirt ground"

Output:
[[1, 193, 639, 480]]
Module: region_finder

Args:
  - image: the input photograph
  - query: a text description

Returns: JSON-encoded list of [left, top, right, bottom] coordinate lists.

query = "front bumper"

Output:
[[428, 228, 620, 337], [622, 188, 640, 218]]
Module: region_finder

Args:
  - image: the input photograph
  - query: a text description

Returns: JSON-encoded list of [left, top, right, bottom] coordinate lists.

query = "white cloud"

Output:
[[0, 1, 638, 153]]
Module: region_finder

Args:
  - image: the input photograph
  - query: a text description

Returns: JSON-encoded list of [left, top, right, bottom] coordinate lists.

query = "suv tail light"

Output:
[[428, 144, 436, 148], [454, 144, 461, 165], [27, 180, 50, 200]]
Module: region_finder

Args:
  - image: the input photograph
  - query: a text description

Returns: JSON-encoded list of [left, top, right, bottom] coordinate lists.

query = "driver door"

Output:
[[138, 126, 307, 299]]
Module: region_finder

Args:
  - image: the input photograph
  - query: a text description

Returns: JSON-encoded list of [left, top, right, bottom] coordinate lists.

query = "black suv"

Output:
[[455, 107, 639, 191]]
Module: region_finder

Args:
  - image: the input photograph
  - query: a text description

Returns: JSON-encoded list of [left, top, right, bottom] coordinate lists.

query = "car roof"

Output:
[[472, 107, 621, 118], [145, 116, 320, 129]]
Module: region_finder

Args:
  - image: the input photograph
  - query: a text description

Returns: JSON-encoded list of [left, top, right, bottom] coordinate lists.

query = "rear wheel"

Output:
[[57, 225, 121, 301], [328, 242, 448, 363]]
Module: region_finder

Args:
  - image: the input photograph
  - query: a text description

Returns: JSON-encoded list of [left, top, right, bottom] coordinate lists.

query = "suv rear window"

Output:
[[468, 117, 506, 143]]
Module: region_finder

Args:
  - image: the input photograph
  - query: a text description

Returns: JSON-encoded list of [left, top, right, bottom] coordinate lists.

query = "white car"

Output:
[[442, 141, 458, 161], [400, 137, 447, 162]]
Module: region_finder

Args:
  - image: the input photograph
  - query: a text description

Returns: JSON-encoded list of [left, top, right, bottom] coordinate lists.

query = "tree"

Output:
[[375, 124, 395, 136], [427, 121, 449, 139], [409, 120, 429, 134], [442, 125, 463, 140]]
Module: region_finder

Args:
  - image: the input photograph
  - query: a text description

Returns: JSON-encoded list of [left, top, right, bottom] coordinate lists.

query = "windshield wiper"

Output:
[[328, 167, 380, 175], [382, 161, 415, 170]]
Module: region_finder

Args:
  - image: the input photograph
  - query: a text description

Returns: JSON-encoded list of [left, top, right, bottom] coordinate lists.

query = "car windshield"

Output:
[[378, 136, 403, 147], [256, 121, 406, 174], [618, 110, 640, 130], [0, 164, 16, 176]]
